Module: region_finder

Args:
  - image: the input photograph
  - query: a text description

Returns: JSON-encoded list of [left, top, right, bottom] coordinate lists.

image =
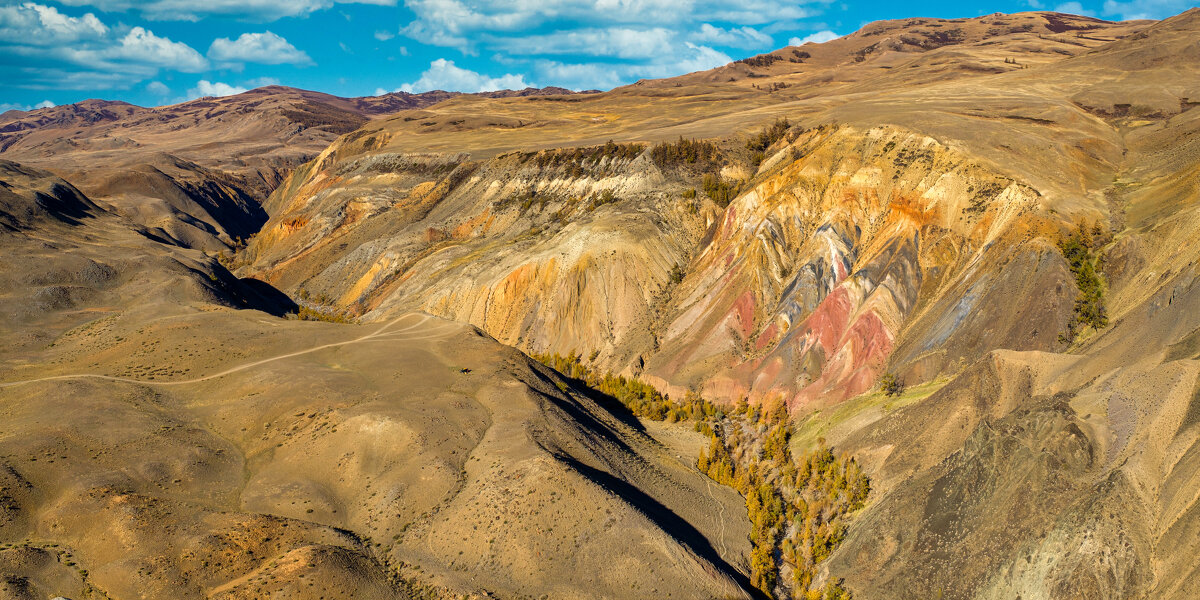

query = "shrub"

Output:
[[879, 373, 903, 397], [669, 263, 685, 284], [296, 306, 354, 324]]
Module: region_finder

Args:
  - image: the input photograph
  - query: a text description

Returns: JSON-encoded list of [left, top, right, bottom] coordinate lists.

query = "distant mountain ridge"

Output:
[[0, 84, 596, 251]]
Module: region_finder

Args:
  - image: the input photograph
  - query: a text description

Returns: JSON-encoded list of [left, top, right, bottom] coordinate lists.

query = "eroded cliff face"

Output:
[[245, 135, 711, 364], [9, 8, 1196, 600], [645, 126, 1076, 409], [244, 123, 1077, 411]]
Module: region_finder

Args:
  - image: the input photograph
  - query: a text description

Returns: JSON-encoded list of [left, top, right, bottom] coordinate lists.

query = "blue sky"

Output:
[[0, 0, 1193, 111]]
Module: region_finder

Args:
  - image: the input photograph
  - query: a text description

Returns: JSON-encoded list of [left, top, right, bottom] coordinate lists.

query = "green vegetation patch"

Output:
[[650, 137, 723, 171], [747, 117, 793, 166], [791, 377, 949, 454], [524, 140, 646, 178], [1058, 223, 1110, 342], [702, 173, 741, 208]]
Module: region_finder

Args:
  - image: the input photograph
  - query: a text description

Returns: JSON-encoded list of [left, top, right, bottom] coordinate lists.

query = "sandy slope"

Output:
[[0, 161, 753, 599]]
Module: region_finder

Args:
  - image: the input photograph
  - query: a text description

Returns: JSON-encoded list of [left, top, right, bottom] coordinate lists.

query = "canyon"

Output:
[[3, 7, 1200, 600]]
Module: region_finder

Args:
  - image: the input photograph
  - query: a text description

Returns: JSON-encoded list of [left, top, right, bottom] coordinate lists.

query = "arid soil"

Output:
[[3, 7, 1200, 600]]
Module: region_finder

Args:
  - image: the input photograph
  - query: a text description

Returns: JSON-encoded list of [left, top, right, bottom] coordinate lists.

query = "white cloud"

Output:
[[374, 29, 395, 41], [0, 2, 107, 44], [0, 99, 56, 112], [244, 76, 281, 87], [108, 26, 209, 71], [0, 5, 210, 90], [788, 30, 839, 46], [700, 0, 814, 25], [656, 42, 732, 75], [146, 80, 170, 95], [208, 31, 313, 66], [386, 0, 819, 91], [495, 27, 677, 60], [55, 0, 399, 22], [692, 23, 772, 49], [391, 58, 530, 93], [1101, 0, 1191, 19], [399, 0, 535, 52], [531, 60, 626, 90], [528, 43, 731, 90], [187, 79, 249, 99], [1053, 2, 1096, 16], [396, 0, 808, 50]]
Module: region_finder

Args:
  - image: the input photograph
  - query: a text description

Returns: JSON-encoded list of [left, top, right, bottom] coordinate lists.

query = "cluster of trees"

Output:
[[747, 117, 792, 154], [702, 173, 741, 208], [586, 189, 618, 212], [737, 53, 784, 68], [529, 140, 646, 172], [696, 400, 868, 598], [650, 137, 723, 171], [747, 117, 793, 166], [533, 352, 871, 599], [782, 445, 870, 596], [1059, 222, 1110, 341], [495, 187, 554, 215], [752, 82, 793, 94], [534, 352, 719, 422]]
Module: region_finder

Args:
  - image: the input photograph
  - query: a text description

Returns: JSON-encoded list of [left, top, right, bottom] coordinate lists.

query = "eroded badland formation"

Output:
[[3, 8, 1200, 600]]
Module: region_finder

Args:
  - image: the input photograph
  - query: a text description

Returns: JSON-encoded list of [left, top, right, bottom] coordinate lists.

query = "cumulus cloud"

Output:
[[528, 43, 731, 90], [146, 80, 170, 95], [108, 26, 209, 70], [244, 76, 281, 87], [208, 31, 313, 67], [0, 2, 107, 44], [399, 0, 539, 52], [387, 0, 824, 90], [187, 80, 249, 99], [1053, 2, 1096, 16], [1101, 0, 1191, 19], [390, 58, 530, 93], [55, 0, 398, 22], [692, 23, 772, 49], [0, 3, 209, 90], [787, 30, 839, 46], [0, 100, 56, 112], [495, 27, 677, 60]]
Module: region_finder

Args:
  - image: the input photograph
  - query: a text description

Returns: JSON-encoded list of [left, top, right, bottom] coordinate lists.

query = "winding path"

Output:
[[701, 468, 731, 560], [0, 313, 454, 390]]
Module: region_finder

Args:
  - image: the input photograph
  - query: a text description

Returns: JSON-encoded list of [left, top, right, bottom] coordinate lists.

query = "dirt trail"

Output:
[[701, 469, 731, 559], [0, 313, 453, 389]]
